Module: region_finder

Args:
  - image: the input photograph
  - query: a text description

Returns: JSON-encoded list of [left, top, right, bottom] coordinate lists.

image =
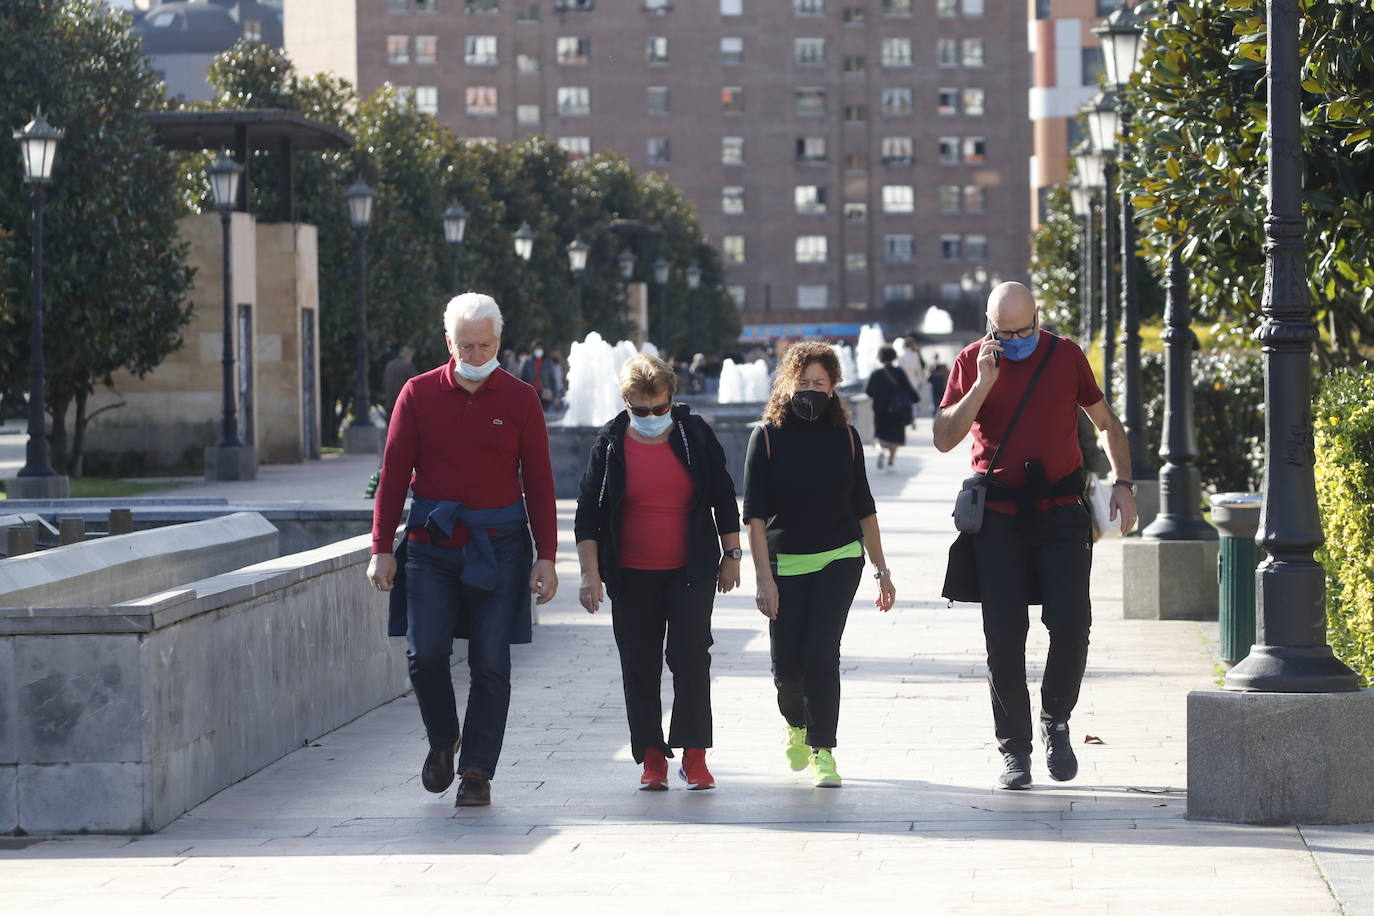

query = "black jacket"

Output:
[[574, 405, 741, 598]]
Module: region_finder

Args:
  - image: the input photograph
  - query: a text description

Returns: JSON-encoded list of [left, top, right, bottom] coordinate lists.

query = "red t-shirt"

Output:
[[941, 330, 1104, 513], [618, 435, 695, 570], [371, 362, 557, 560]]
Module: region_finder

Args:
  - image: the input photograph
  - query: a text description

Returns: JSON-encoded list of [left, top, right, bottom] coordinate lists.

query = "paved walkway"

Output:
[[3, 421, 1372, 914]]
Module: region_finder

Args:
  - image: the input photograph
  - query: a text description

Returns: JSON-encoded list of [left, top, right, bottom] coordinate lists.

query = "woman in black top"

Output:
[[865, 345, 921, 472], [742, 342, 897, 788]]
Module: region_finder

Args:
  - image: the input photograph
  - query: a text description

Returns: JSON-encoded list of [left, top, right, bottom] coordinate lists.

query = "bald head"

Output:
[[986, 282, 1037, 332]]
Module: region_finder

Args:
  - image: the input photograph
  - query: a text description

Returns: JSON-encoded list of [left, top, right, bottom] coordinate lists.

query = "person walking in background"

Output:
[[933, 282, 1136, 791], [367, 293, 559, 808], [574, 354, 742, 791], [865, 346, 921, 472], [382, 344, 418, 420], [898, 333, 927, 412], [518, 339, 559, 410], [546, 348, 567, 411], [743, 342, 897, 789], [927, 359, 950, 409]]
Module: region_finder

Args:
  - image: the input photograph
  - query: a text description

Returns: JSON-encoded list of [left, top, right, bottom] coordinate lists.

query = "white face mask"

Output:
[[628, 410, 674, 438], [455, 356, 499, 381], [533, 348, 544, 359]]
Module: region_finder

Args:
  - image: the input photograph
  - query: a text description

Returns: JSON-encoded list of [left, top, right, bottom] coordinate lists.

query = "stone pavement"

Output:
[[3, 419, 1372, 914]]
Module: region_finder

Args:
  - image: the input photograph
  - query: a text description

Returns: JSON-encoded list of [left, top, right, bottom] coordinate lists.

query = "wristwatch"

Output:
[[1112, 479, 1136, 493], [873, 568, 891, 580], [723, 548, 743, 560]]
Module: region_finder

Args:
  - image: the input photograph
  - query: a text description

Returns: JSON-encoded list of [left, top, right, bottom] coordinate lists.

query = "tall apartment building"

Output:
[[286, 0, 1030, 336], [1028, 0, 1115, 226]]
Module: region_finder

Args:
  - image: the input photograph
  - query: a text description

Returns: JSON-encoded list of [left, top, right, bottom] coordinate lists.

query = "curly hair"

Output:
[[761, 341, 851, 428]]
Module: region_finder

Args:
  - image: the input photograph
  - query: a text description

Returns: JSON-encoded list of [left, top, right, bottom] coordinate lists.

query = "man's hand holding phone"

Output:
[[975, 334, 1003, 389]]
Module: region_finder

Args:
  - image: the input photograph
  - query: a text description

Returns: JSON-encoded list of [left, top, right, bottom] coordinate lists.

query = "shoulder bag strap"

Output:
[[983, 335, 1058, 479]]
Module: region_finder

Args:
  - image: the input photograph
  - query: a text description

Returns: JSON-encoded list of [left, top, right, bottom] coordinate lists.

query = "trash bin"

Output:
[[1210, 492, 1262, 666]]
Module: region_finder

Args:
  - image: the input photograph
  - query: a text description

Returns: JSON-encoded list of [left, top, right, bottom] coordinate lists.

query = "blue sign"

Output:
[[739, 322, 872, 341]]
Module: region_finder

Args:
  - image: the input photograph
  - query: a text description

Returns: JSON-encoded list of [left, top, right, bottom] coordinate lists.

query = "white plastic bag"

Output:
[[1086, 473, 1123, 540]]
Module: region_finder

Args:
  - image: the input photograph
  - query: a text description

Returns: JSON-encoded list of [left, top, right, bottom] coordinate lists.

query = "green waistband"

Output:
[[775, 539, 863, 576]]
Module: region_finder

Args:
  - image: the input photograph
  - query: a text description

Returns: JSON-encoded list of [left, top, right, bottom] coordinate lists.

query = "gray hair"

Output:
[[443, 293, 504, 340]]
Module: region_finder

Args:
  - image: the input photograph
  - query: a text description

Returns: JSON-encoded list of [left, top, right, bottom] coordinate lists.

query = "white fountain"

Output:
[[718, 358, 770, 404], [920, 306, 955, 336], [560, 332, 661, 428], [855, 323, 886, 380], [834, 342, 858, 387]]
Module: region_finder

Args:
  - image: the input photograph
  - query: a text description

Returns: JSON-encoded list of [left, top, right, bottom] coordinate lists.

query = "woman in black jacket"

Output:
[[575, 353, 742, 792], [865, 345, 921, 472]]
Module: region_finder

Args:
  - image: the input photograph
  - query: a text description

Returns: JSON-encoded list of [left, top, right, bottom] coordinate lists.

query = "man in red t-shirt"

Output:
[[934, 282, 1136, 791], [367, 293, 558, 808]]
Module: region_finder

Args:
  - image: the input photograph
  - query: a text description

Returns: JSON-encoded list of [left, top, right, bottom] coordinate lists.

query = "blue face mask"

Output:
[[1000, 329, 1040, 362], [629, 410, 674, 438]]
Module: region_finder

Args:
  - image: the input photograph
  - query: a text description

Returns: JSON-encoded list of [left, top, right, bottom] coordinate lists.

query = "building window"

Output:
[[1095, 0, 1118, 14], [558, 0, 594, 9], [387, 35, 409, 65], [964, 185, 987, 212], [881, 136, 913, 165], [844, 201, 868, 221], [645, 0, 670, 10], [517, 104, 541, 124], [794, 185, 827, 214], [415, 35, 437, 65], [962, 38, 985, 68], [846, 252, 868, 271], [722, 86, 745, 113], [843, 6, 865, 23], [843, 104, 866, 122], [464, 86, 496, 115], [723, 136, 745, 164], [795, 38, 826, 66], [517, 4, 541, 21], [388, 0, 407, 11], [883, 0, 911, 14], [795, 88, 826, 117], [647, 36, 669, 63], [884, 283, 916, 305], [939, 185, 962, 213], [721, 36, 744, 64], [941, 234, 963, 261], [964, 0, 984, 16], [721, 0, 743, 14], [963, 136, 986, 163], [728, 285, 747, 309], [723, 235, 746, 263], [937, 38, 958, 67], [794, 0, 824, 14], [465, 35, 497, 65], [798, 284, 829, 310], [647, 137, 670, 164], [516, 53, 540, 72], [723, 185, 745, 214], [939, 136, 960, 164], [1082, 47, 1105, 86], [881, 88, 912, 117], [963, 88, 985, 116], [965, 234, 989, 260], [882, 185, 915, 213], [843, 55, 866, 73], [795, 136, 827, 163], [558, 86, 591, 116], [796, 235, 827, 264], [845, 152, 867, 171], [558, 136, 591, 162], [880, 38, 911, 68], [936, 0, 957, 16], [415, 85, 438, 114], [647, 86, 670, 115], [243, 19, 263, 42], [414, 0, 437, 9], [466, 0, 498, 11], [938, 88, 959, 116], [556, 36, 590, 64], [884, 234, 915, 263]]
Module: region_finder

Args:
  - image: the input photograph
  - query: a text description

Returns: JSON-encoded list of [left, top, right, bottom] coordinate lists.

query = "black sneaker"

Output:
[[1040, 720, 1079, 782], [998, 752, 1032, 790]]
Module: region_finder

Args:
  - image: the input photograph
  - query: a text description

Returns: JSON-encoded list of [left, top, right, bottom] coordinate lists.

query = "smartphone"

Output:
[[988, 332, 1000, 367]]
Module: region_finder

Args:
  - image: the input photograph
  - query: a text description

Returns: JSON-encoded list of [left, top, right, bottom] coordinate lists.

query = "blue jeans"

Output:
[[405, 531, 526, 779]]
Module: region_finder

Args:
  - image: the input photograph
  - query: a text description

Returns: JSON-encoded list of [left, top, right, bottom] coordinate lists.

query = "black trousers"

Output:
[[769, 556, 865, 749], [972, 502, 1094, 756], [610, 567, 715, 763]]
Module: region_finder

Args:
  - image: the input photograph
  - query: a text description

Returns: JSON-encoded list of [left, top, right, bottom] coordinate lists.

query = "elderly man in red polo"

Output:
[[367, 293, 558, 807]]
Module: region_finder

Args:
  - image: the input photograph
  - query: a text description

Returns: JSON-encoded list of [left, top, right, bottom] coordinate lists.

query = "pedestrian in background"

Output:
[[865, 345, 920, 472], [382, 344, 417, 420]]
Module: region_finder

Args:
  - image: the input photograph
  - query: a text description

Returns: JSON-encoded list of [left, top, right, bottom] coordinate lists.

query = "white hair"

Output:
[[443, 293, 504, 340]]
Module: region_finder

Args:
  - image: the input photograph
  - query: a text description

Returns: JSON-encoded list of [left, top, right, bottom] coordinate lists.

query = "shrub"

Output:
[[1314, 366, 1374, 686]]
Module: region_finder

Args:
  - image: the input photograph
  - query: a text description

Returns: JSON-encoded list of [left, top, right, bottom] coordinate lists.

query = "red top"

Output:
[[618, 435, 695, 570], [371, 362, 557, 560], [941, 330, 1104, 513]]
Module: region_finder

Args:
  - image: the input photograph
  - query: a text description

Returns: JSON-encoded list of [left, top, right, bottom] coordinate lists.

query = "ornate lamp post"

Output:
[[1085, 89, 1122, 422], [568, 236, 589, 318], [1076, 148, 1106, 358], [685, 261, 702, 349], [209, 155, 244, 450], [10, 110, 67, 497], [442, 204, 467, 295], [343, 179, 378, 453], [1067, 178, 1095, 347], [617, 247, 637, 283], [513, 222, 535, 262]]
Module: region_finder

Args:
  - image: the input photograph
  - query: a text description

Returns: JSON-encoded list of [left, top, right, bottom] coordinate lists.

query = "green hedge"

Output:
[[1314, 367, 1374, 687]]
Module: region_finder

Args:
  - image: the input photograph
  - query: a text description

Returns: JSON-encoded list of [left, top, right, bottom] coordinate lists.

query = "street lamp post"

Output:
[[9, 110, 68, 498], [1086, 92, 1120, 424], [1077, 148, 1107, 360], [209, 155, 244, 449], [513, 222, 535, 262], [1068, 179, 1095, 347], [685, 262, 702, 351], [343, 179, 378, 454], [442, 204, 467, 296], [567, 237, 589, 319]]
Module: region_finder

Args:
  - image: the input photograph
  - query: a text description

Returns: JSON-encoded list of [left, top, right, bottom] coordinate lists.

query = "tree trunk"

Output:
[[70, 389, 87, 478], [48, 392, 69, 476]]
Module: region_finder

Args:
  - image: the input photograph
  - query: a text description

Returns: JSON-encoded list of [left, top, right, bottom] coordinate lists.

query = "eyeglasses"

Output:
[[988, 318, 1038, 342], [626, 401, 672, 417]]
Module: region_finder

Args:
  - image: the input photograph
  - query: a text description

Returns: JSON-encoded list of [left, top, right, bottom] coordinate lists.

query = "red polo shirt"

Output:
[[371, 362, 557, 560], [941, 330, 1103, 514]]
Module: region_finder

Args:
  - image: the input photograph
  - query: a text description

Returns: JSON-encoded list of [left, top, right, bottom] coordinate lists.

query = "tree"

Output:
[[0, 0, 193, 475], [1029, 185, 1084, 337]]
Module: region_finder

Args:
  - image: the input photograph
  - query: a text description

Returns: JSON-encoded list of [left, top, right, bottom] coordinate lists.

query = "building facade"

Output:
[[286, 0, 1031, 335]]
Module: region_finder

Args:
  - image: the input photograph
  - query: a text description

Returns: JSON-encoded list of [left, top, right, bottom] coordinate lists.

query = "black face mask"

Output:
[[790, 389, 831, 422]]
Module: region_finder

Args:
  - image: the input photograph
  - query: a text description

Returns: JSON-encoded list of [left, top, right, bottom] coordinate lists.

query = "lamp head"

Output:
[[344, 179, 376, 229], [442, 204, 468, 244], [567, 237, 589, 274], [14, 108, 64, 185], [513, 222, 535, 261], [208, 153, 242, 212]]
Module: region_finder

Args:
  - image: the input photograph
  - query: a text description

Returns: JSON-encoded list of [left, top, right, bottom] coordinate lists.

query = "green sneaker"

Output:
[[784, 725, 809, 771], [808, 749, 842, 788]]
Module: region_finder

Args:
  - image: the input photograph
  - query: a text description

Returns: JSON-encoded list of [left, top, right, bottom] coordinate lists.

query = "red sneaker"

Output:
[[640, 747, 669, 791], [678, 748, 715, 790]]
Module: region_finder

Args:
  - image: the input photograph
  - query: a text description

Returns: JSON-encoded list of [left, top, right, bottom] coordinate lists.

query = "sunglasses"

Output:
[[626, 401, 672, 417]]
